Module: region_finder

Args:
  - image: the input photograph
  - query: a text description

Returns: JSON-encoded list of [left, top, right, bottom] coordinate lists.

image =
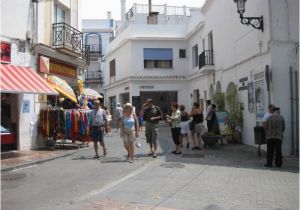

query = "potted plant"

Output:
[[225, 87, 243, 143]]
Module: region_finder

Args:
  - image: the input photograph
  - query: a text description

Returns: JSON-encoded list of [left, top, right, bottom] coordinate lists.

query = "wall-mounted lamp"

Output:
[[233, 0, 263, 31]]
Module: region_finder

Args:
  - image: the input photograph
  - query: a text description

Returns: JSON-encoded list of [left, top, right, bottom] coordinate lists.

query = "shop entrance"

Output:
[[119, 92, 129, 105], [1, 93, 18, 151], [140, 91, 177, 118]]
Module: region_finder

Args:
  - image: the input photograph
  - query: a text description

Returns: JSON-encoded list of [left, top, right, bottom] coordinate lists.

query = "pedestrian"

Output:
[[205, 100, 213, 132], [264, 106, 285, 167], [166, 102, 182, 154], [143, 99, 162, 158], [179, 104, 190, 148], [138, 110, 144, 132], [120, 103, 139, 163], [210, 104, 220, 134], [90, 100, 108, 159], [263, 104, 274, 126], [103, 106, 112, 135], [115, 103, 123, 132], [190, 102, 204, 150]]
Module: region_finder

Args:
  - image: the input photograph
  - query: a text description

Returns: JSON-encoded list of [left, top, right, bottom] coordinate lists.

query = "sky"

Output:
[[81, 0, 205, 20]]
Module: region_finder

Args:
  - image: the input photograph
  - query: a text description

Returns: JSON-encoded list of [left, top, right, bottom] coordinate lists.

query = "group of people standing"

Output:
[[166, 100, 218, 155]]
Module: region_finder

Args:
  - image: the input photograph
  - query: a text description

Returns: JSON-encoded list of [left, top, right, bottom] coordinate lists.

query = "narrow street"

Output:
[[1, 125, 299, 210]]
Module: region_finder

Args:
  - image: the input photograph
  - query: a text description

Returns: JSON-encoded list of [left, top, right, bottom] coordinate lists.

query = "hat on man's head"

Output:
[[116, 103, 121, 107]]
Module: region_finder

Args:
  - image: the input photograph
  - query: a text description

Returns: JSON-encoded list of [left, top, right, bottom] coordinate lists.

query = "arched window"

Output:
[[216, 81, 222, 93], [209, 84, 215, 100]]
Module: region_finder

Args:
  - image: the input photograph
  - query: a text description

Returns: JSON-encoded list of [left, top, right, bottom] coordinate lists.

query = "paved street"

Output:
[[1, 125, 299, 210]]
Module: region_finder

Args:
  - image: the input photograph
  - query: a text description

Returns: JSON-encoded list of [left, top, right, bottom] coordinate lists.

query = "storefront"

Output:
[[0, 64, 58, 151]]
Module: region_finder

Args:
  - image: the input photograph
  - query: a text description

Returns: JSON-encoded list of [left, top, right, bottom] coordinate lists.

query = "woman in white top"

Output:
[[120, 103, 139, 163]]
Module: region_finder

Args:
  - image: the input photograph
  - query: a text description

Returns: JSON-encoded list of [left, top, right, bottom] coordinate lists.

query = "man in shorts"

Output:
[[143, 99, 162, 158], [90, 100, 108, 159]]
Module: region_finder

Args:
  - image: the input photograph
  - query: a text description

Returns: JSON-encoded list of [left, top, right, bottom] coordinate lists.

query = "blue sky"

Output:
[[82, 0, 205, 20]]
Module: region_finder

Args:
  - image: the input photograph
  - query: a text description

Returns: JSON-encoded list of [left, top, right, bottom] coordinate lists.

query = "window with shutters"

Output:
[[143, 48, 173, 69]]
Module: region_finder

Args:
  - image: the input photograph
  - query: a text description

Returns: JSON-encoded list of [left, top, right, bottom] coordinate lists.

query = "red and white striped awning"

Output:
[[0, 64, 58, 95]]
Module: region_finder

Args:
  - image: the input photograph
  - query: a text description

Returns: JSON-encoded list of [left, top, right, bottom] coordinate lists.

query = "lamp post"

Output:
[[233, 0, 264, 31]]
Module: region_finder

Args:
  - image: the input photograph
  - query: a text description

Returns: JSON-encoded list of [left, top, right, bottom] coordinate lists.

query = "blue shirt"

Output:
[[123, 115, 135, 129]]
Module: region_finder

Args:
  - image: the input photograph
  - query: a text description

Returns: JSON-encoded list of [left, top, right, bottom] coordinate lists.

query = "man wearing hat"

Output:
[[264, 106, 285, 167]]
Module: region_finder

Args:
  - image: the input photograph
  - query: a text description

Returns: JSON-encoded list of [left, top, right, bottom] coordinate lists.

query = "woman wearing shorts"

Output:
[[179, 105, 190, 148], [120, 103, 139, 163]]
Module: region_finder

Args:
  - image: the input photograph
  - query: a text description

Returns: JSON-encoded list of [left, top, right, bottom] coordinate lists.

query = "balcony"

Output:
[[199, 50, 215, 74], [84, 71, 104, 85], [52, 22, 89, 61]]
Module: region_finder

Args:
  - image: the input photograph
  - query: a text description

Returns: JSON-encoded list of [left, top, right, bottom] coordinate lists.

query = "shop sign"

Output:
[[0, 41, 11, 64], [39, 56, 50, 73], [49, 60, 76, 78]]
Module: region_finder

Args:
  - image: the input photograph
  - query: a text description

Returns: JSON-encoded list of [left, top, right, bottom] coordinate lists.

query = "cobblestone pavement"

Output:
[[74, 126, 299, 210]]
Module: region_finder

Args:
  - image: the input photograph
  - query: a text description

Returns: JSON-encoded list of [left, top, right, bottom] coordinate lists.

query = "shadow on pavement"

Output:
[[157, 125, 299, 173]]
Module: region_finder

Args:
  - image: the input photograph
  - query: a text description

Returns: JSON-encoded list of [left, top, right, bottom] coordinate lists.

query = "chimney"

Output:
[[147, 0, 158, 24], [121, 0, 126, 20], [148, 0, 152, 15], [107, 11, 111, 20]]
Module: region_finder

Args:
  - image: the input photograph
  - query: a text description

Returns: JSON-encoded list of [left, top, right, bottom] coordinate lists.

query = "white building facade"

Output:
[[103, 0, 298, 156]]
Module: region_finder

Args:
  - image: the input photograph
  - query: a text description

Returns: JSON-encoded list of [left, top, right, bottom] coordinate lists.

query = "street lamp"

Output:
[[233, 0, 264, 31]]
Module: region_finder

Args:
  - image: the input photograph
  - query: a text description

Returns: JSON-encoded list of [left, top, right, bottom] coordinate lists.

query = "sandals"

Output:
[[152, 153, 157, 158]]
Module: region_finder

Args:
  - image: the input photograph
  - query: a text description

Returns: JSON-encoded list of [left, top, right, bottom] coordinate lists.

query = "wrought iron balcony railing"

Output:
[[52, 22, 86, 58], [199, 50, 214, 69], [84, 71, 104, 85], [82, 45, 90, 65], [88, 44, 102, 55]]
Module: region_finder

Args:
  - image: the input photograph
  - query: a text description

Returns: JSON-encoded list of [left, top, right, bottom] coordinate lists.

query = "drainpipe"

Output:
[[295, 70, 299, 156], [290, 67, 295, 155]]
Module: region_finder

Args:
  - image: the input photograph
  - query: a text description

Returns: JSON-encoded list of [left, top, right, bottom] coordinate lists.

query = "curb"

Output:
[[1, 149, 80, 173]]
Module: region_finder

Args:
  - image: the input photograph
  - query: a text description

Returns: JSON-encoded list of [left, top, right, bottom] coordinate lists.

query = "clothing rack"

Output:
[[38, 108, 92, 150]]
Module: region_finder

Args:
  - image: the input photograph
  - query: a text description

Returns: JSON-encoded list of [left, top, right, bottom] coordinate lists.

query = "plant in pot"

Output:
[[225, 87, 243, 143]]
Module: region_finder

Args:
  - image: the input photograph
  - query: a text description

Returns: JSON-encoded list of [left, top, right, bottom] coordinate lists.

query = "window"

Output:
[[54, 5, 65, 23], [179, 49, 186, 58], [192, 44, 198, 67], [109, 59, 116, 83], [143, 48, 173, 69]]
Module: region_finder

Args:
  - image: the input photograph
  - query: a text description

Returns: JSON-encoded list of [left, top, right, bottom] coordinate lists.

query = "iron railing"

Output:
[[84, 71, 104, 85], [52, 22, 83, 54], [82, 45, 90, 65], [199, 50, 214, 69], [88, 44, 102, 55]]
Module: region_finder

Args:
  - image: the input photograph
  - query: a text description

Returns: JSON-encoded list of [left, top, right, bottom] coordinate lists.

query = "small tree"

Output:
[[212, 92, 225, 111], [225, 87, 243, 132]]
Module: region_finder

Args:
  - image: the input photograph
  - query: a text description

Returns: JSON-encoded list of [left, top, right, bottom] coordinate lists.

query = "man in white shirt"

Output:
[[263, 104, 275, 127], [90, 100, 107, 159]]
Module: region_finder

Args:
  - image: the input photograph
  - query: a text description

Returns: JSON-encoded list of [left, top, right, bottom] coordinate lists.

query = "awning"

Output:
[[46, 75, 77, 103], [0, 64, 58, 95], [144, 48, 173, 60], [83, 88, 103, 99]]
